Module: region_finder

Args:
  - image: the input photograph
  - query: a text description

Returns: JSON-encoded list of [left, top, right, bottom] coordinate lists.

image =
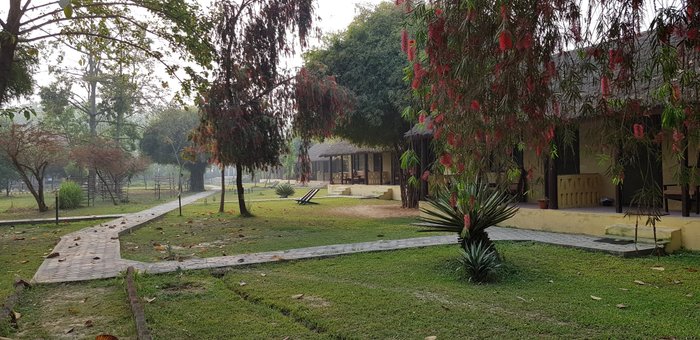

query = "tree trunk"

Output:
[[0, 1, 21, 106], [219, 167, 225, 213], [186, 162, 206, 192], [395, 143, 418, 209], [236, 163, 251, 217]]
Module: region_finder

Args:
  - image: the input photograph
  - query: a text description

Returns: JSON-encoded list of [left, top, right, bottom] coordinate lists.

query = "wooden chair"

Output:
[[295, 188, 320, 205], [663, 184, 700, 215]]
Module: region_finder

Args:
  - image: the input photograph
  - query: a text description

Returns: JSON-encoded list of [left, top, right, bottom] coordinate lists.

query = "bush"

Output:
[[275, 183, 295, 198], [460, 241, 501, 283], [59, 181, 83, 209]]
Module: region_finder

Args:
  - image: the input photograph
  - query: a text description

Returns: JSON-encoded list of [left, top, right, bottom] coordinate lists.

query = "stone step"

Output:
[[605, 224, 681, 252]]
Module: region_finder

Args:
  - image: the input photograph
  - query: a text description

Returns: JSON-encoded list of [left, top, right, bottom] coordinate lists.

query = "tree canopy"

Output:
[[305, 2, 411, 147]]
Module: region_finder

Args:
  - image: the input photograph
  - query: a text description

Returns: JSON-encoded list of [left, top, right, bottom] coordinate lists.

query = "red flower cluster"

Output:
[[633, 124, 644, 139]]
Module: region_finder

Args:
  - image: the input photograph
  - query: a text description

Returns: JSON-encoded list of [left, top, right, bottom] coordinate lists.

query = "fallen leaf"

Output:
[[13, 237, 25, 241], [687, 293, 693, 297], [425, 337, 437, 340], [651, 266, 665, 271], [74, 237, 81, 241], [92, 257, 100, 260], [237, 258, 245, 263], [239, 282, 247, 286], [20, 260, 29, 264], [12, 311, 21, 320], [516, 296, 528, 302], [619, 288, 629, 291], [260, 273, 267, 277], [673, 280, 682, 285], [548, 280, 554, 283], [65, 327, 74, 334], [58, 258, 66, 262], [633, 280, 646, 285], [84, 320, 93, 328], [144, 297, 156, 303], [291, 294, 304, 299], [46, 252, 60, 259], [616, 304, 627, 309], [687, 268, 698, 272], [590, 295, 602, 301]]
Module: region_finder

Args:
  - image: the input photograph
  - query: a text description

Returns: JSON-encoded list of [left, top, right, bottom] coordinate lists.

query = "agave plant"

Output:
[[419, 177, 519, 250], [460, 241, 501, 283], [275, 183, 295, 198]]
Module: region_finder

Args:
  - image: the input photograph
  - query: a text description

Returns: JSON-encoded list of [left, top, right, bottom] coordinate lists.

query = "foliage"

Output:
[[305, 3, 411, 147], [195, 0, 344, 215], [0, 0, 214, 108], [304, 3, 417, 207], [141, 108, 208, 192], [399, 0, 700, 220], [275, 183, 295, 198], [459, 241, 501, 283], [72, 139, 149, 205], [58, 180, 83, 209], [0, 124, 67, 211], [419, 177, 518, 249], [293, 65, 353, 183]]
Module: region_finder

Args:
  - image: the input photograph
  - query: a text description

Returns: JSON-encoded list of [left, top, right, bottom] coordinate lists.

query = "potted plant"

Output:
[[537, 197, 549, 209]]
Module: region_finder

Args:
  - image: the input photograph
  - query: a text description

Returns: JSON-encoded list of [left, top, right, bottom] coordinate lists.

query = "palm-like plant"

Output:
[[419, 177, 519, 250], [460, 241, 501, 283]]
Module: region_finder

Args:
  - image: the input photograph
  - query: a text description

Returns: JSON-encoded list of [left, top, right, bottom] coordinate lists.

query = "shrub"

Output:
[[275, 183, 295, 198], [460, 241, 501, 283], [418, 176, 519, 250], [58, 181, 83, 209]]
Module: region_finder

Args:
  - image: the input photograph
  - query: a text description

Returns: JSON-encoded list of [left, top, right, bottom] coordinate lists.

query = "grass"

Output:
[[9, 279, 136, 339], [132, 242, 700, 339], [0, 188, 185, 220], [120, 197, 425, 262]]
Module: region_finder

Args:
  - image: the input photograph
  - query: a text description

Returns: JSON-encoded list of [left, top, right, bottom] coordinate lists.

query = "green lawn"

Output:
[[121, 197, 424, 262], [131, 243, 700, 339], [0, 188, 184, 220]]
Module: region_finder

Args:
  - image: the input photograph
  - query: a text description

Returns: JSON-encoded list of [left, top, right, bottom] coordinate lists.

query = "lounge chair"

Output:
[[296, 188, 320, 205]]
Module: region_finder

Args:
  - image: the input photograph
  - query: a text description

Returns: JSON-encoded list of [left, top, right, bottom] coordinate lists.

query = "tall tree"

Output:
[[303, 3, 415, 206], [141, 108, 208, 192], [195, 0, 316, 216], [0, 0, 213, 110], [0, 124, 66, 211], [401, 0, 700, 219]]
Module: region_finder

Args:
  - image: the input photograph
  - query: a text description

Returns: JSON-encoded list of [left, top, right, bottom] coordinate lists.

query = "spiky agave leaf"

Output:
[[460, 241, 501, 283]]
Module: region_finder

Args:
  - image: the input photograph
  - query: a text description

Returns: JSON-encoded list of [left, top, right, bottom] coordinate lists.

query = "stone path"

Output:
[[32, 193, 659, 284]]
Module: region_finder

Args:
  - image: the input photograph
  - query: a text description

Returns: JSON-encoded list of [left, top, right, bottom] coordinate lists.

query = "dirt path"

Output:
[[327, 204, 420, 219]]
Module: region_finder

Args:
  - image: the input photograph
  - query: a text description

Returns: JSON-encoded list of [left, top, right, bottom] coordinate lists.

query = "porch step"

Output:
[[373, 188, 393, 200], [605, 224, 681, 251]]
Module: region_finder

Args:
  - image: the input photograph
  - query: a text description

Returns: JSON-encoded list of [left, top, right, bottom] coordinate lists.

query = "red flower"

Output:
[[418, 113, 426, 123], [421, 170, 430, 181], [601, 76, 610, 97], [457, 162, 465, 173], [499, 31, 513, 51], [463, 214, 471, 230], [673, 128, 685, 142], [401, 29, 409, 53], [434, 113, 444, 124], [439, 153, 452, 167], [450, 192, 457, 208], [672, 84, 681, 101], [435, 8, 443, 16], [447, 132, 457, 146], [470, 100, 480, 111], [633, 123, 644, 139]]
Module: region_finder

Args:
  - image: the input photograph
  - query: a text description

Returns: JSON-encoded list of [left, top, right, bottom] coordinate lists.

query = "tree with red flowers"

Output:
[[401, 0, 700, 219]]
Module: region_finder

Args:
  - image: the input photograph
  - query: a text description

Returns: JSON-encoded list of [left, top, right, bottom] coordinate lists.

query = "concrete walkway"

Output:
[[32, 194, 659, 284]]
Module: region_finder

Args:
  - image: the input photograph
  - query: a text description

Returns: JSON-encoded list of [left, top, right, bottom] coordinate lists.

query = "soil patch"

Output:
[[328, 204, 419, 219]]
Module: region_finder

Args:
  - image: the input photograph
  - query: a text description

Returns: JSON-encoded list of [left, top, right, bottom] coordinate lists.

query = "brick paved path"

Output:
[[31, 193, 659, 284]]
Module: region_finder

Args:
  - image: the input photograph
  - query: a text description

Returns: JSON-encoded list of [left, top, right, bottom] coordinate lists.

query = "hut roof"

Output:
[[315, 140, 389, 158]]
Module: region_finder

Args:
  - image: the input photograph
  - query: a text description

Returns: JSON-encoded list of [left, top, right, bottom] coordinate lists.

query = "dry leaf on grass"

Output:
[[291, 294, 304, 299], [12, 311, 20, 320], [144, 297, 156, 303], [616, 304, 627, 309], [84, 320, 94, 328], [425, 336, 437, 340], [590, 295, 602, 301], [46, 252, 60, 258], [651, 266, 665, 271], [239, 282, 247, 286], [633, 280, 646, 285]]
